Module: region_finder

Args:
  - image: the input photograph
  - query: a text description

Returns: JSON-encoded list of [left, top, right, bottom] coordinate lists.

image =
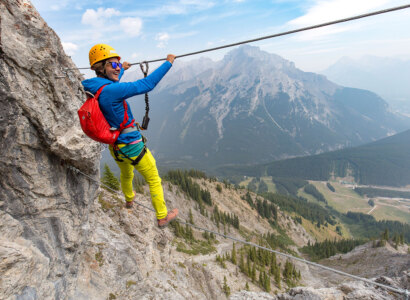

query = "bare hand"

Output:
[[166, 54, 176, 64], [123, 61, 131, 70]]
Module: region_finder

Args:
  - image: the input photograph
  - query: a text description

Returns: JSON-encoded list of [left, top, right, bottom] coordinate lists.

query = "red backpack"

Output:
[[78, 85, 134, 145]]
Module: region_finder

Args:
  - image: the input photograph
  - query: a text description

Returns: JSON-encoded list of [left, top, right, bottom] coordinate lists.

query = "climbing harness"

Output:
[[66, 162, 409, 299], [112, 136, 147, 165], [136, 62, 150, 131], [113, 145, 147, 165], [62, 4, 410, 72]]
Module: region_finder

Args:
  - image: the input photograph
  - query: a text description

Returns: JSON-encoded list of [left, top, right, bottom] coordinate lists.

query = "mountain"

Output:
[[122, 46, 410, 170], [321, 56, 410, 114], [219, 129, 410, 187]]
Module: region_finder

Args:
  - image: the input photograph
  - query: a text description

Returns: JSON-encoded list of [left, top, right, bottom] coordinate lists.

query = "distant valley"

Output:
[[219, 129, 410, 187]]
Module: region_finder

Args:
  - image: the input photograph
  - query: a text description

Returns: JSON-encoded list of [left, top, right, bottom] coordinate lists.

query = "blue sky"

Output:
[[31, 0, 410, 74]]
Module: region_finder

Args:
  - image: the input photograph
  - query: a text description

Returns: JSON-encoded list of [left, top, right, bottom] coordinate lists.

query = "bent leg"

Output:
[[135, 148, 167, 219], [109, 146, 135, 202]]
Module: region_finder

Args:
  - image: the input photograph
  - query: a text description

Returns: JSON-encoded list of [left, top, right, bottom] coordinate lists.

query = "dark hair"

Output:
[[91, 59, 108, 78]]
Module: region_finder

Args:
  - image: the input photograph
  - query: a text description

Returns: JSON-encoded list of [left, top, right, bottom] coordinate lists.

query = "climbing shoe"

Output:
[[125, 193, 136, 209], [157, 208, 179, 228]]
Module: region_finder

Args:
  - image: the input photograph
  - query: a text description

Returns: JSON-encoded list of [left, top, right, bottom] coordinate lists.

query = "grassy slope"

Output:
[[262, 177, 277, 193], [309, 181, 410, 224], [299, 216, 352, 242], [311, 182, 369, 213], [372, 205, 410, 223], [240, 176, 409, 241], [239, 176, 278, 193]]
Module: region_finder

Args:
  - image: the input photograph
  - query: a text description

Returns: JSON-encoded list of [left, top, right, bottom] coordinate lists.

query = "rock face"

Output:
[[0, 0, 100, 299], [231, 272, 409, 300]]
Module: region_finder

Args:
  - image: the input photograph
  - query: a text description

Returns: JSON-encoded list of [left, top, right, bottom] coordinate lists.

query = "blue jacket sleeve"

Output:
[[118, 68, 125, 80], [104, 61, 172, 100]]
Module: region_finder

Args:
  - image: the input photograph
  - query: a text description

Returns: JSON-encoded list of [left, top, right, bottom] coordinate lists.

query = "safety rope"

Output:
[[137, 62, 150, 130], [65, 4, 410, 71], [66, 164, 409, 298]]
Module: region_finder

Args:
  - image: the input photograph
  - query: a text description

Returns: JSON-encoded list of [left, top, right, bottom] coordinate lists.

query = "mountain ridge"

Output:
[[321, 55, 410, 114], [218, 129, 410, 187], [120, 45, 410, 170]]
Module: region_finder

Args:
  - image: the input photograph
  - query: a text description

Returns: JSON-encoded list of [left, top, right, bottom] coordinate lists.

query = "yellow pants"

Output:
[[109, 146, 168, 219]]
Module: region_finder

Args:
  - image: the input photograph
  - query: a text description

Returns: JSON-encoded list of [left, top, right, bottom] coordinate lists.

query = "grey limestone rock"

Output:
[[0, 0, 100, 299]]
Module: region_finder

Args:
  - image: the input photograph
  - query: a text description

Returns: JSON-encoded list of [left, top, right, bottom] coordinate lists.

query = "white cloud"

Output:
[[287, 0, 392, 41], [62, 42, 78, 56], [190, 11, 237, 25], [156, 33, 170, 41], [120, 17, 143, 37], [31, 0, 70, 11], [125, 0, 215, 18], [289, 0, 390, 26], [293, 23, 359, 41], [81, 7, 120, 28], [51, 4, 61, 11], [131, 52, 140, 59], [156, 32, 170, 48]]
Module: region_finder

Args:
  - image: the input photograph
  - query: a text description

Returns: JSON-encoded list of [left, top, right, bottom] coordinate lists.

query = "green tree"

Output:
[[246, 255, 251, 276], [381, 228, 389, 241], [189, 209, 194, 225], [326, 182, 335, 192], [259, 270, 264, 287], [264, 272, 271, 292], [231, 243, 237, 265], [101, 164, 120, 191], [251, 262, 256, 282], [243, 190, 255, 208], [273, 264, 281, 289], [239, 252, 245, 273], [216, 184, 222, 193], [223, 276, 230, 296]]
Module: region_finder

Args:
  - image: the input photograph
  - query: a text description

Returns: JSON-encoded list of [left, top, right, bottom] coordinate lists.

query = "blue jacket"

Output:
[[82, 61, 172, 144]]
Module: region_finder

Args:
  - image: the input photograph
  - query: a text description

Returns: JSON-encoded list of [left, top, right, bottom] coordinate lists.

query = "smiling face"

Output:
[[104, 57, 121, 81]]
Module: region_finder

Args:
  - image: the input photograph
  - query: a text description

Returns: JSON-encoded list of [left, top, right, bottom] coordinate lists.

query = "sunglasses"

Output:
[[107, 62, 122, 69]]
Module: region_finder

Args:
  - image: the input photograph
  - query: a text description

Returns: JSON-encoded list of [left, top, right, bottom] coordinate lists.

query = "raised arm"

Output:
[[108, 54, 176, 99]]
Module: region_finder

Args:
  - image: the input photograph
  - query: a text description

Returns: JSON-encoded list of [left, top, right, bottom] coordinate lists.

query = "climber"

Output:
[[81, 44, 178, 227]]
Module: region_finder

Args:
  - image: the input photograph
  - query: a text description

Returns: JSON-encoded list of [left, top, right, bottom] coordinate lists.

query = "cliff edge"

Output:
[[0, 0, 101, 298]]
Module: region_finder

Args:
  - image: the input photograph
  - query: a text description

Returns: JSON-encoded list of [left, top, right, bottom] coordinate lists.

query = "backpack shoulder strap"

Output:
[[119, 100, 135, 131], [94, 84, 108, 100], [93, 84, 134, 132]]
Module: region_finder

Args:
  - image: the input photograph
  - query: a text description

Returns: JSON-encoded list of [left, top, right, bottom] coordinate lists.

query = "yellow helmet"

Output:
[[89, 44, 121, 67]]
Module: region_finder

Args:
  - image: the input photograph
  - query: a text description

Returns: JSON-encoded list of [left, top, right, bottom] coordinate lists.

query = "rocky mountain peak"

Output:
[[144, 45, 408, 167], [222, 45, 295, 71]]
